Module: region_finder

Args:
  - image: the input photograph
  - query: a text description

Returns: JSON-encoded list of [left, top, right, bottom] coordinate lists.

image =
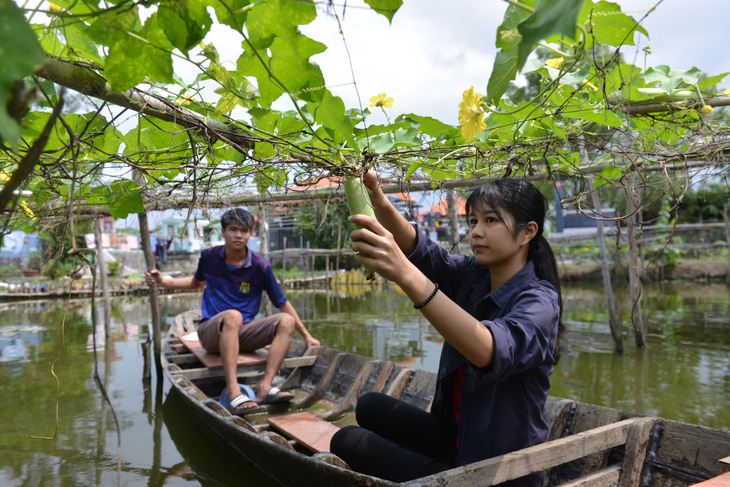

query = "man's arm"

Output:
[[145, 269, 205, 291], [278, 300, 320, 349]]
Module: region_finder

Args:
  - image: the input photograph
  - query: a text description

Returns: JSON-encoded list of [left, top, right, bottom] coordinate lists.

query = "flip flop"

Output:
[[220, 384, 262, 415], [226, 394, 263, 415], [260, 386, 294, 405]]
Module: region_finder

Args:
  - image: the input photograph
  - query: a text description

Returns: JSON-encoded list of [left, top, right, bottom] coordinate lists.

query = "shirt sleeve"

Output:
[[263, 265, 288, 309], [408, 224, 471, 298], [193, 250, 208, 282], [481, 286, 560, 381]]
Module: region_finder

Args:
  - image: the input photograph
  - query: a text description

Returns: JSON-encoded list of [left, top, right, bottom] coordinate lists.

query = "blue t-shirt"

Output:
[[409, 226, 559, 483], [194, 245, 288, 321]]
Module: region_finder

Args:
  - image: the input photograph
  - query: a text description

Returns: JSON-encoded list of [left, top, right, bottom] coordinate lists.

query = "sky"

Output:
[[290, 0, 730, 126]]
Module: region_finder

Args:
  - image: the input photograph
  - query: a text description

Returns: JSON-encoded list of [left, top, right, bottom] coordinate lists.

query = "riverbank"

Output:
[[559, 257, 730, 283], [1, 255, 728, 302]]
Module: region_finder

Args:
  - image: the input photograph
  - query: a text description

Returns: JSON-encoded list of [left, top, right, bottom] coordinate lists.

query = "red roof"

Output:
[[391, 192, 415, 202], [287, 176, 342, 192], [429, 195, 466, 217]]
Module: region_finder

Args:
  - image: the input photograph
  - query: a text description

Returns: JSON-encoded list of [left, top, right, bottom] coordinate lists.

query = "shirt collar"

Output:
[[219, 245, 252, 268], [489, 260, 536, 308]]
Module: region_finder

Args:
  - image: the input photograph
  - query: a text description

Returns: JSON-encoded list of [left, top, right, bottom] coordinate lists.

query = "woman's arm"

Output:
[[350, 214, 495, 367]]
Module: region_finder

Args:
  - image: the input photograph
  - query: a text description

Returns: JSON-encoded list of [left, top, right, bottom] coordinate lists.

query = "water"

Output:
[[0, 281, 729, 486]]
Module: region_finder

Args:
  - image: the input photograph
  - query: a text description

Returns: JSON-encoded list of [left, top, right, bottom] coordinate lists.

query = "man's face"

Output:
[[222, 221, 252, 250]]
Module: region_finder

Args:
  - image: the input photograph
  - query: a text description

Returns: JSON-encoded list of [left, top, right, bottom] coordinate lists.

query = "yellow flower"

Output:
[[702, 105, 714, 114], [20, 201, 35, 220], [175, 95, 195, 106], [369, 93, 394, 108], [48, 2, 63, 13], [724, 87, 730, 96], [545, 57, 565, 69], [582, 79, 599, 91], [0, 172, 9, 182], [458, 86, 486, 142]]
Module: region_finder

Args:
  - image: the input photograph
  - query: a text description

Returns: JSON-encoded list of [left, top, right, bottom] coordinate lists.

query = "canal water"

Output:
[[1, 281, 729, 486]]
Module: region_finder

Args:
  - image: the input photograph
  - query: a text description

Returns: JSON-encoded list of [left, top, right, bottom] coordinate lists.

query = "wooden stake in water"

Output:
[[138, 211, 163, 379]]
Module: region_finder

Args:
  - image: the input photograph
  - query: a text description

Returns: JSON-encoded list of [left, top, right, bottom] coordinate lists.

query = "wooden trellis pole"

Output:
[[625, 173, 646, 349], [138, 210, 163, 379], [93, 218, 112, 334]]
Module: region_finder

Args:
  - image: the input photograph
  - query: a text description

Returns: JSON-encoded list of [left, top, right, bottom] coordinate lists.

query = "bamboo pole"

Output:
[[93, 219, 112, 334], [447, 189, 461, 255], [138, 211, 163, 377], [722, 204, 730, 285], [578, 131, 623, 354], [625, 173, 646, 349], [281, 236, 287, 284], [589, 186, 623, 354]]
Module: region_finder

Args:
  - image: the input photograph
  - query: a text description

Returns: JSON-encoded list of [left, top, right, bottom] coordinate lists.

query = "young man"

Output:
[[146, 208, 320, 413]]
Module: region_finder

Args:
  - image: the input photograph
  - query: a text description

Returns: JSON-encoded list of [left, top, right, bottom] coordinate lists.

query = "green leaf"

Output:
[[0, 1, 47, 145], [641, 66, 701, 94], [215, 91, 241, 115], [87, 181, 144, 219], [404, 160, 423, 181], [205, 0, 251, 30], [237, 0, 326, 106], [519, 0, 583, 45], [158, 1, 209, 52], [365, 133, 394, 154], [88, 9, 174, 91], [487, 2, 533, 105], [397, 114, 458, 139], [595, 165, 622, 187], [582, 1, 649, 47], [311, 91, 357, 150], [697, 72, 729, 91], [363, 0, 403, 23], [569, 105, 624, 127], [487, 49, 521, 105]]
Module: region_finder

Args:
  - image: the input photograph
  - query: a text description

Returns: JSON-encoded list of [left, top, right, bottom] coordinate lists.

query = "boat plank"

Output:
[[176, 331, 269, 367], [405, 418, 642, 486], [169, 355, 316, 380], [269, 411, 340, 453], [319, 360, 378, 420], [617, 417, 657, 487], [559, 465, 621, 487], [689, 472, 730, 486], [654, 418, 730, 481], [582, 407, 622, 475]]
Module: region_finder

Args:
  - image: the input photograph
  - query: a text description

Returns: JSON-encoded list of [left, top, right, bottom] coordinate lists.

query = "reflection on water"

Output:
[[0, 281, 728, 486]]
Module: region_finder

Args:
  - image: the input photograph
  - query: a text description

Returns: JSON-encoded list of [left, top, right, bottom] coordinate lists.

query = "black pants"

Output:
[[329, 392, 455, 482]]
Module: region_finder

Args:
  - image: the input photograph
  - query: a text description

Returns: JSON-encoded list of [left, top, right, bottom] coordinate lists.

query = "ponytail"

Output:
[[528, 235, 565, 361]]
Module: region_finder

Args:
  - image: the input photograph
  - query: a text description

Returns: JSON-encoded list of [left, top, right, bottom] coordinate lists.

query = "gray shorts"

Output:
[[197, 312, 287, 353]]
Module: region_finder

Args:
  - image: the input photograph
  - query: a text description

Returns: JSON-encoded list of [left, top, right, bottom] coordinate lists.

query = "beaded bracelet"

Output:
[[414, 283, 439, 310]]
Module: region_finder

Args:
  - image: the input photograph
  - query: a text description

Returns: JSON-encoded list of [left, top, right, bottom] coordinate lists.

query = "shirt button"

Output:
[[442, 368, 447, 374]]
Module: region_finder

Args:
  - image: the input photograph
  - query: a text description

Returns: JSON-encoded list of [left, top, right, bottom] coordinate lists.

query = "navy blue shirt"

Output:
[[194, 245, 288, 321], [409, 227, 560, 482]]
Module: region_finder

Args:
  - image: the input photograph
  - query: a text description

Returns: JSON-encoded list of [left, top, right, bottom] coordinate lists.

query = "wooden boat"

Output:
[[163, 310, 730, 487]]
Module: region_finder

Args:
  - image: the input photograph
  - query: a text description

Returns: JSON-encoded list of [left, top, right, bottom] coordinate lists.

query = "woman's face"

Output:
[[467, 205, 528, 268]]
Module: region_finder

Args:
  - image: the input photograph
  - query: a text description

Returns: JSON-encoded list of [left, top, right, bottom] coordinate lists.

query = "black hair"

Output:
[[221, 208, 255, 231], [465, 178, 565, 359]]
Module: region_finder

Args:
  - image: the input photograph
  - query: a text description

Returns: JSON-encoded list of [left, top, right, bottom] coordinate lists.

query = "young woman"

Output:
[[330, 171, 564, 486]]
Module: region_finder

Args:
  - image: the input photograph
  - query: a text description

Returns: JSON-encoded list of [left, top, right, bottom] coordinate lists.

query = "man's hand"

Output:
[[305, 336, 321, 349], [145, 269, 163, 288]]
